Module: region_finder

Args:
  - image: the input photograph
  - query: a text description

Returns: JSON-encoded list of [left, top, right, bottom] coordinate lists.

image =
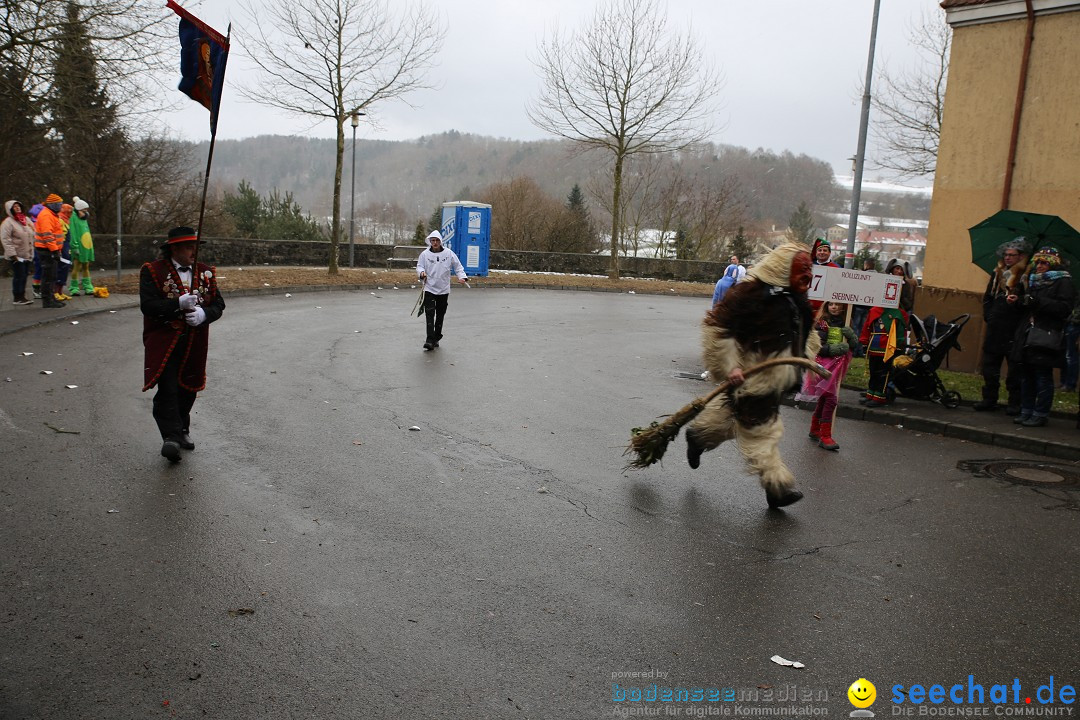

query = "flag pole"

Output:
[[192, 141, 214, 294], [191, 22, 230, 292]]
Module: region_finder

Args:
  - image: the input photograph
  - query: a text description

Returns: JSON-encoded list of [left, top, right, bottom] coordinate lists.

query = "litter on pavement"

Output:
[[770, 655, 805, 669]]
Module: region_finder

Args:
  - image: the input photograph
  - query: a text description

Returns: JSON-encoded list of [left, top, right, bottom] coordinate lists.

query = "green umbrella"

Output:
[[969, 209, 1080, 276]]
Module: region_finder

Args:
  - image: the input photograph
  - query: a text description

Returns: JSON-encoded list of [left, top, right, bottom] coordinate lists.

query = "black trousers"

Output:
[[866, 353, 891, 401], [39, 250, 57, 305], [152, 335, 197, 441], [9, 258, 29, 299], [423, 291, 448, 343], [979, 347, 1020, 408]]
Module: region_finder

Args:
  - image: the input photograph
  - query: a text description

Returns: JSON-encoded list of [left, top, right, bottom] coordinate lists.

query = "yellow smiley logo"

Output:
[[848, 678, 876, 709]]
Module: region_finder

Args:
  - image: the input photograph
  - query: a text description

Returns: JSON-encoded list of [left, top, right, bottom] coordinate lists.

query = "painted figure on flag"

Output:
[[181, 36, 216, 109]]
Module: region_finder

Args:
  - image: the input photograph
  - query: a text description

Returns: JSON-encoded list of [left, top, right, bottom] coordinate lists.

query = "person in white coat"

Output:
[[416, 230, 468, 350]]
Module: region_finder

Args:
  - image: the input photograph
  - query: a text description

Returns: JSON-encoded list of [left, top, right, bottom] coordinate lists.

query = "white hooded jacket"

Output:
[[417, 231, 467, 295]]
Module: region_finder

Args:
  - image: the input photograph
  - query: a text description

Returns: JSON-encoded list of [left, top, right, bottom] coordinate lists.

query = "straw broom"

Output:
[[624, 357, 830, 470]]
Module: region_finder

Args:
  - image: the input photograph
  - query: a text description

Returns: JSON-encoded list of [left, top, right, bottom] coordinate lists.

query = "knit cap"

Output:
[[1031, 246, 1065, 269], [45, 193, 62, 204], [73, 196, 89, 211]]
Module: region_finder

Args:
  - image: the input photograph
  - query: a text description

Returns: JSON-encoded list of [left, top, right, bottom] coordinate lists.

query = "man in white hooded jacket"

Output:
[[416, 230, 468, 350]]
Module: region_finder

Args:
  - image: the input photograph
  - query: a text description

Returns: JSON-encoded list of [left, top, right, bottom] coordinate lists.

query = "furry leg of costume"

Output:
[[685, 393, 794, 493], [685, 399, 737, 454], [735, 414, 794, 493]]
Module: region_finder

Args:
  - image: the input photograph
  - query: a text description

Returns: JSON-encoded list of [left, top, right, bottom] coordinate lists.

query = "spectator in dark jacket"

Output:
[[1061, 298, 1079, 393], [974, 237, 1030, 413], [1009, 245, 1076, 428]]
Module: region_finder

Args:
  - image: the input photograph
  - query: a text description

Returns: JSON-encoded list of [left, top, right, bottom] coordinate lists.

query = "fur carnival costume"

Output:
[[982, 249, 1030, 354], [685, 243, 820, 508], [986, 254, 1029, 305]]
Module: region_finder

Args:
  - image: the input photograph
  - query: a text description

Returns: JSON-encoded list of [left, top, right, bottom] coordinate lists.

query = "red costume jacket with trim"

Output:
[[140, 258, 225, 391], [859, 306, 909, 356]]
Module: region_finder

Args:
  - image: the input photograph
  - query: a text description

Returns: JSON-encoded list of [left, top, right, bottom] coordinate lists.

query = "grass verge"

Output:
[[842, 357, 1078, 414]]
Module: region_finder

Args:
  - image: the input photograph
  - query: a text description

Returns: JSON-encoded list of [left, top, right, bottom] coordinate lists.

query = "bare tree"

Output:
[[478, 176, 562, 251], [619, 155, 666, 257], [678, 172, 745, 261], [357, 200, 411, 244], [239, 0, 445, 273], [528, 0, 721, 278], [651, 164, 690, 258], [0, 0, 173, 123], [871, 10, 950, 180]]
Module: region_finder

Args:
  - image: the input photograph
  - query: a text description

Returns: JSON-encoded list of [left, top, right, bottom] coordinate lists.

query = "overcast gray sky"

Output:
[[165, 0, 944, 180]]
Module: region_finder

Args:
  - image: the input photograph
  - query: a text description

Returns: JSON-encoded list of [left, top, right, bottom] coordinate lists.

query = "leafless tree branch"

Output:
[[237, 0, 445, 272], [871, 9, 950, 180], [1, 0, 174, 124], [527, 0, 722, 277]]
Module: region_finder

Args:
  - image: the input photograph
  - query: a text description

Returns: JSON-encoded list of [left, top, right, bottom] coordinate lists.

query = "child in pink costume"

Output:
[[802, 302, 860, 450]]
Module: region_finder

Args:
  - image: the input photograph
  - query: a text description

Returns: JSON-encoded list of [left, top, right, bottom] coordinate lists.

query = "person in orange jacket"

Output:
[[34, 193, 66, 308]]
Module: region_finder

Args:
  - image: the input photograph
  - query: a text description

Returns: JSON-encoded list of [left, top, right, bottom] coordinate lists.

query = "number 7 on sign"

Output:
[[807, 265, 828, 301]]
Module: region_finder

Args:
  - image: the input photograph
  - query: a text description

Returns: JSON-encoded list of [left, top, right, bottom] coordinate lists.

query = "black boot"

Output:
[[685, 429, 703, 469], [766, 487, 804, 509], [160, 440, 182, 463], [973, 399, 998, 411]]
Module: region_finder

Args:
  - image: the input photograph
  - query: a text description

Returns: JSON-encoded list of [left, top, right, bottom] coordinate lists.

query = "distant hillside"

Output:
[[186, 132, 848, 229], [197, 132, 590, 221]]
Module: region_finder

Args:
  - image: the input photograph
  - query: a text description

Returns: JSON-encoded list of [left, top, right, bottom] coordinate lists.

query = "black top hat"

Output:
[[162, 226, 202, 247]]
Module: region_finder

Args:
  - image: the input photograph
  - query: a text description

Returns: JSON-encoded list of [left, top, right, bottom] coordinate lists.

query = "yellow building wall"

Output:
[[919, 10, 1080, 372]]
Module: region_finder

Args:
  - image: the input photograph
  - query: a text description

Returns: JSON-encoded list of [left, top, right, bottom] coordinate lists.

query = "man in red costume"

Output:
[[140, 227, 225, 462]]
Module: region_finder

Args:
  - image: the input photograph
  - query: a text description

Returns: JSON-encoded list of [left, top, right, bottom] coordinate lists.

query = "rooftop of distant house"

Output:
[[833, 176, 933, 196]]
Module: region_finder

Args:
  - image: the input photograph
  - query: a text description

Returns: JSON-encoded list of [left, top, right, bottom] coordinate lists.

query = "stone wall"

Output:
[[93, 236, 727, 284], [489, 249, 724, 282]]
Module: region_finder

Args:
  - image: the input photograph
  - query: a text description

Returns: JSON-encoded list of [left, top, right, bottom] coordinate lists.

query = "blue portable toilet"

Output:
[[440, 201, 491, 277]]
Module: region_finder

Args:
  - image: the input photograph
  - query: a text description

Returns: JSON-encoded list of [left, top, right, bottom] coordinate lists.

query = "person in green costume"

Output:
[[67, 196, 95, 296]]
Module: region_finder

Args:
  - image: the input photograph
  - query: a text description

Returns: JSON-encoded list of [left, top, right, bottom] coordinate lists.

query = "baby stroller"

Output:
[[886, 313, 970, 408]]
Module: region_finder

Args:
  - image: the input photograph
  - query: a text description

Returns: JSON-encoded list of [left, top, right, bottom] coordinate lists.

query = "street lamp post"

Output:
[[348, 110, 365, 268], [844, 0, 882, 269]]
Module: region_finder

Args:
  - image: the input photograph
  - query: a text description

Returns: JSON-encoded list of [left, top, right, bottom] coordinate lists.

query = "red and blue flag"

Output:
[[166, 0, 229, 135]]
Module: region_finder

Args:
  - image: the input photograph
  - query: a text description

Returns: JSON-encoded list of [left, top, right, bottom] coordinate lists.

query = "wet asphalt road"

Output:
[[1, 288, 1078, 719]]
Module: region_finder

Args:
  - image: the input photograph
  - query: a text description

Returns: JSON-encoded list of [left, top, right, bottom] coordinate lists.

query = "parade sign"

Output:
[[807, 266, 901, 308]]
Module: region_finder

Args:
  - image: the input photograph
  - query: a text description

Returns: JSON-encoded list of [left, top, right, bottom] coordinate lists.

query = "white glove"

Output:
[[184, 306, 206, 326], [179, 293, 199, 310]]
